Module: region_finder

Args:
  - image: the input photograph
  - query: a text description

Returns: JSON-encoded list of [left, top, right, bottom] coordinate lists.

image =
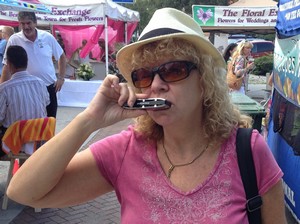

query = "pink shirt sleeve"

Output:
[[89, 127, 134, 186]]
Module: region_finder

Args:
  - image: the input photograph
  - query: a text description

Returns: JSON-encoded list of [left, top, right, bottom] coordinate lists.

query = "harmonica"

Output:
[[122, 98, 171, 110]]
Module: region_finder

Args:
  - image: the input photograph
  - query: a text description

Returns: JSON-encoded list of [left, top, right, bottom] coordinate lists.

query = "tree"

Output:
[[126, 0, 228, 31]]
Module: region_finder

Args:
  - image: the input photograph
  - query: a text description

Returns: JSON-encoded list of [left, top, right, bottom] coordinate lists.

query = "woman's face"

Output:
[[242, 45, 252, 56], [137, 56, 204, 127]]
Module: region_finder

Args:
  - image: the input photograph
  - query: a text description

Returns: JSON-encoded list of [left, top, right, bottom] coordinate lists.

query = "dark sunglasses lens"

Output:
[[160, 62, 189, 82], [132, 69, 153, 88]]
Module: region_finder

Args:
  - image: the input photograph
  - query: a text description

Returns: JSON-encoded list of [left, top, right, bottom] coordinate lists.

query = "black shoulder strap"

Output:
[[236, 128, 262, 224]]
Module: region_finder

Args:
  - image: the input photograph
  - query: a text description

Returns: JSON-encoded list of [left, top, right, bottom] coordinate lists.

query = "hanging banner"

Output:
[[192, 5, 277, 28], [273, 34, 300, 107], [276, 0, 300, 38], [0, 4, 105, 26]]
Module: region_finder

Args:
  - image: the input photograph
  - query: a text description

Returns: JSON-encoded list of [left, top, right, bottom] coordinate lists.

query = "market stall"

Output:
[[0, 0, 139, 66], [267, 1, 300, 222], [0, 0, 139, 107], [57, 79, 102, 107]]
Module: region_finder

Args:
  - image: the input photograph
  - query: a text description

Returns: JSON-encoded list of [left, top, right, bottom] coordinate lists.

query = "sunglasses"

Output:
[[131, 61, 197, 88]]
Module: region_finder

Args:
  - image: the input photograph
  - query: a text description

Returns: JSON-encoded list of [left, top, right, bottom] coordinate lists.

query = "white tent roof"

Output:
[[0, 0, 139, 25], [40, 0, 140, 22]]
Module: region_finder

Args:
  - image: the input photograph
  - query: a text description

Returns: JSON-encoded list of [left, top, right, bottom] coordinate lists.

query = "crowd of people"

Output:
[[3, 7, 286, 223], [0, 26, 14, 75], [0, 11, 66, 160], [0, 10, 121, 161]]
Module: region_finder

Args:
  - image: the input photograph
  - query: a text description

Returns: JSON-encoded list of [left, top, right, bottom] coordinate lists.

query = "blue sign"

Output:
[[0, 0, 51, 13], [112, 0, 134, 3], [276, 0, 300, 38], [268, 121, 300, 222], [273, 35, 300, 107]]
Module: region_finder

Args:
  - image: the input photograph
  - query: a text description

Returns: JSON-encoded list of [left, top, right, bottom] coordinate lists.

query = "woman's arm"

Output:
[[7, 75, 147, 208], [261, 180, 287, 224], [234, 56, 254, 77]]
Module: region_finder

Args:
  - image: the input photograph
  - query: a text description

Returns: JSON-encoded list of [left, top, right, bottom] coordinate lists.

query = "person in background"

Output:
[[68, 39, 93, 78], [56, 33, 65, 53], [76, 39, 92, 64], [223, 42, 237, 64], [231, 40, 255, 94], [0, 29, 4, 75], [6, 8, 286, 223], [0, 45, 49, 160], [1, 11, 66, 118], [0, 26, 15, 75], [96, 38, 114, 63]]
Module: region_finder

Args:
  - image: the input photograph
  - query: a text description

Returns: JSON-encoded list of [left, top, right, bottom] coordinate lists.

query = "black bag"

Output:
[[236, 128, 262, 224]]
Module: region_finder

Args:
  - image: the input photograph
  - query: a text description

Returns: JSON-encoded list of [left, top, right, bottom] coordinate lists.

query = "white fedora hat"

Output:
[[116, 7, 225, 83]]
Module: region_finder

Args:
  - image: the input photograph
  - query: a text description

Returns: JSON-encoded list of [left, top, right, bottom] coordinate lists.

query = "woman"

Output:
[[231, 40, 255, 94], [223, 42, 237, 64], [70, 39, 92, 67], [7, 8, 286, 223]]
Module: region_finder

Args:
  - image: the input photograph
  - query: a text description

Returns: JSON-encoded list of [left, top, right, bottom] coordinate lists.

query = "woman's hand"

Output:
[[246, 61, 255, 71], [83, 75, 147, 131]]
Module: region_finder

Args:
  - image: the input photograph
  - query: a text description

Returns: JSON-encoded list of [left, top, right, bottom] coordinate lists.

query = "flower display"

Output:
[[197, 8, 213, 25], [76, 63, 95, 81]]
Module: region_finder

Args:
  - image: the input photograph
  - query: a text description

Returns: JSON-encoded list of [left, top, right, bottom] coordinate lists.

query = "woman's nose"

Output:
[[150, 73, 169, 92]]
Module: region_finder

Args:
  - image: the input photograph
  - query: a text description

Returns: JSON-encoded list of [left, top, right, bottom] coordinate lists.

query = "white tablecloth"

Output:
[[57, 79, 102, 107]]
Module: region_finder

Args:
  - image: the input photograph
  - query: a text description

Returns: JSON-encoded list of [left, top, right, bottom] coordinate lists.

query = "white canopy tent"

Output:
[[0, 0, 139, 26], [193, 0, 278, 34], [0, 0, 140, 73]]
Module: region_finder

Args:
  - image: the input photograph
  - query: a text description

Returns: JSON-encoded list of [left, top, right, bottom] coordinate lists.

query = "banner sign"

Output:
[[273, 34, 300, 107], [192, 5, 277, 27], [267, 122, 300, 222], [0, 4, 105, 25], [276, 0, 300, 38]]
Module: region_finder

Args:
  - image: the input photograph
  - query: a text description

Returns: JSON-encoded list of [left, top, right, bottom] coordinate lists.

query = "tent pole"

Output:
[[105, 16, 109, 75], [125, 22, 128, 44]]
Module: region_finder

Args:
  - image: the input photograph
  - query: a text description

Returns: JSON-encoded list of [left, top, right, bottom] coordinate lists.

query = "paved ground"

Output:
[[0, 75, 299, 223], [0, 109, 133, 224]]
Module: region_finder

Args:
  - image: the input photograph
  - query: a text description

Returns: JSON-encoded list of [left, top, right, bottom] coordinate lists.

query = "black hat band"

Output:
[[139, 28, 184, 41]]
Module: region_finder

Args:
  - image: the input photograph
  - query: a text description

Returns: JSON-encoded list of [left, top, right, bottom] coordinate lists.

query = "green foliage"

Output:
[[254, 33, 275, 41], [125, 0, 228, 31], [252, 54, 274, 76]]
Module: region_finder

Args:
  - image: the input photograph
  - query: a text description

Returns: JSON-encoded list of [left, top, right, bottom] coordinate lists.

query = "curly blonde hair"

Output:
[[130, 38, 252, 144]]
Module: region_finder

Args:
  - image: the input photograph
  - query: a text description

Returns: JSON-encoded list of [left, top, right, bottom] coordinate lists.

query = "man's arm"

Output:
[[55, 53, 67, 92]]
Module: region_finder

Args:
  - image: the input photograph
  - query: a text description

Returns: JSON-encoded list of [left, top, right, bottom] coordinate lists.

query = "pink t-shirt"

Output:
[[90, 127, 283, 223]]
